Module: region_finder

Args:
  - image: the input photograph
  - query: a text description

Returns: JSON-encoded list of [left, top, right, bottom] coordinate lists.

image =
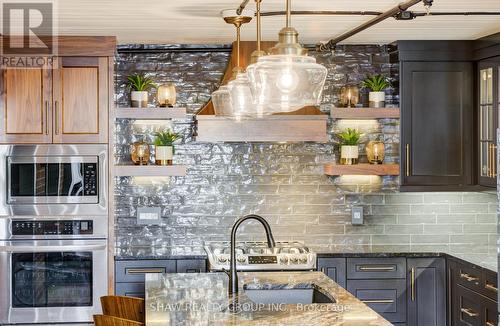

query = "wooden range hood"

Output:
[[195, 41, 328, 142]]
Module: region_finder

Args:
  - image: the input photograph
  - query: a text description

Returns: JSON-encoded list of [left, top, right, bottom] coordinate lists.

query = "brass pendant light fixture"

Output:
[[247, 0, 327, 113]]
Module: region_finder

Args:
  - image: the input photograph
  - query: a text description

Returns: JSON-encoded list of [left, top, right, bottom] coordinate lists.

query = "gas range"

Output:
[[204, 241, 316, 271]]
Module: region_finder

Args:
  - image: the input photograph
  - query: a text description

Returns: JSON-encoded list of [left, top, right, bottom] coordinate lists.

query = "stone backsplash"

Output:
[[114, 44, 497, 259]]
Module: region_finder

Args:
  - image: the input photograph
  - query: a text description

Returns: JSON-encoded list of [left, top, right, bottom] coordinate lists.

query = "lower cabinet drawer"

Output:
[[116, 260, 176, 283], [115, 282, 145, 298], [347, 258, 406, 279], [452, 284, 498, 326], [347, 279, 407, 323], [176, 259, 207, 273]]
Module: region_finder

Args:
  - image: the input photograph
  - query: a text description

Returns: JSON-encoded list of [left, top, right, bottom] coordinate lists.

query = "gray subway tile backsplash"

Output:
[[114, 44, 497, 258]]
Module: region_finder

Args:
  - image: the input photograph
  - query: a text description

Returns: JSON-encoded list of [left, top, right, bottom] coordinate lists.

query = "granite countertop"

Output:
[[145, 271, 392, 326]]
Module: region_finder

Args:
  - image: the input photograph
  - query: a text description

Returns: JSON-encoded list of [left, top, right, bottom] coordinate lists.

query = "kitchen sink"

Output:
[[243, 286, 335, 304]]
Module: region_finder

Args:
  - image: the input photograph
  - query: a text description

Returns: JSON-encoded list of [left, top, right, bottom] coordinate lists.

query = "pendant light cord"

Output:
[[285, 0, 291, 27], [256, 0, 262, 52], [236, 25, 241, 68]]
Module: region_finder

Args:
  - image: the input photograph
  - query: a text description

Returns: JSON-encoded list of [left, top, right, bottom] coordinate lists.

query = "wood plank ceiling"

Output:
[[29, 0, 500, 44]]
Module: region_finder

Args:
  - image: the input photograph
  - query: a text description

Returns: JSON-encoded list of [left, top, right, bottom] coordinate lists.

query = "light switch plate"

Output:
[[137, 207, 162, 225], [351, 206, 364, 225]]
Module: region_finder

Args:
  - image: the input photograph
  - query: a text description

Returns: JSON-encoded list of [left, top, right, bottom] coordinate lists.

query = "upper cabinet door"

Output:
[[52, 57, 109, 144], [0, 66, 52, 143], [401, 61, 474, 191], [478, 62, 498, 187]]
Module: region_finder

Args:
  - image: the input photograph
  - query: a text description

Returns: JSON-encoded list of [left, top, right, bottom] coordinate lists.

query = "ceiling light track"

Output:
[[261, 11, 382, 17], [318, 0, 424, 51]]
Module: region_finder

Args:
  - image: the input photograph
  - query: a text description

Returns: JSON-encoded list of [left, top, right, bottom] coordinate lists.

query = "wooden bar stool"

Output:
[[100, 296, 145, 323], [93, 315, 144, 326]]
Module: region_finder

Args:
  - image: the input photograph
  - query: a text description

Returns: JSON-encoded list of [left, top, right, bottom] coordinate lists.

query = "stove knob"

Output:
[[290, 256, 299, 264], [237, 255, 246, 264], [299, 256, 308, 264], [279, 256, 289, 265], [218, 256, 228, 263]]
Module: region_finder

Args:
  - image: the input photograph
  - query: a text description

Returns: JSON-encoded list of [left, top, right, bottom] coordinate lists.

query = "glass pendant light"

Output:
[[247, 0, 327, 113], [222, 9, 256, 120]]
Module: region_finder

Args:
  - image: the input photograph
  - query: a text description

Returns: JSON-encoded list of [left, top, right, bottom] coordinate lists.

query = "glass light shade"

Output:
[[212, 85, 233, 116], [226, 71, 256, 119], [247, 54, 327, 112], [366, 141, 385, 164], [340, 85, 359, 108], [157, 83, 176, 107]]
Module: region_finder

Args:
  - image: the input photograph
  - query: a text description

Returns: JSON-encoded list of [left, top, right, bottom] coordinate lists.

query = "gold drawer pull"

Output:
[[485, 283, 498, 293], [460, 308, 479, 318], [320, 267, 326, 273], [359, 266, 395, 272], [127, 268, 165, 274], [460, 272, 479, 282], [361, 299, 395, 304], [486, 322, 496, 326]]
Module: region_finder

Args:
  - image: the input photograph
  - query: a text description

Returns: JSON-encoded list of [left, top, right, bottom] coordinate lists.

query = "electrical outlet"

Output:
[[351, 206, 364, 225], [137, 207, 162, 225]]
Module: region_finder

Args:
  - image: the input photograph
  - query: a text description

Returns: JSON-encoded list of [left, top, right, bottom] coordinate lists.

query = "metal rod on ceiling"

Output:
[[317, 0, 423, 51], [414, 11, 500, 16], [236, 0, 250, 15], [261, 10, 383, 17]]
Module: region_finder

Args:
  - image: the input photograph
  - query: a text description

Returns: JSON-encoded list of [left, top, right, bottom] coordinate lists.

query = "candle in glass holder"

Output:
[[366, 141, 385, 164], [131, 139, 150, 165]]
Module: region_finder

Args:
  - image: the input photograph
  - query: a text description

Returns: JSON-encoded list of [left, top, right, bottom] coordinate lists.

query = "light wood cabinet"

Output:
[[0, 66, 53, 143], [52, 57, 109, 143], [0, 57, 109, 144]]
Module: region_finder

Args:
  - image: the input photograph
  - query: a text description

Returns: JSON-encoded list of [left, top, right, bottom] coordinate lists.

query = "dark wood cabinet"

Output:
[[407, 258, 446, 326], [400, 61, 474, 191], [449, 259, 498, 326], [317, 258, 346, 288], [477, 58, 500, 187], [115, 259, 207, 298]]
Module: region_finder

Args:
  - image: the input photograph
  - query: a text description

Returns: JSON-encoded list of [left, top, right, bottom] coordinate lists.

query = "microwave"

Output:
[[0, 145, 107, 216]]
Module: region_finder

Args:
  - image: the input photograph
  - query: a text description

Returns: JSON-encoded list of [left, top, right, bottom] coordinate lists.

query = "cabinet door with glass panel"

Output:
[[478, 61, 500, 187]]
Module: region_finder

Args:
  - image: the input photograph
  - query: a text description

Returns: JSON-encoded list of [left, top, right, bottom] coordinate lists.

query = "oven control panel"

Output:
[[12, 220, 94, 236]]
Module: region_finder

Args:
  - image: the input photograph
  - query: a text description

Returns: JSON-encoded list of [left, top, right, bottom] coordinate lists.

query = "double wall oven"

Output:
[[0, 145, 108, 324]]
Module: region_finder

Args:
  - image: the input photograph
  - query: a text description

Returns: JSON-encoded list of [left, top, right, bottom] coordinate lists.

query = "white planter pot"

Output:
[[155, 146, 173, 165], [340, 145, 359, 165], [369, 91, 386, 108], [131, 91, 148, 108]]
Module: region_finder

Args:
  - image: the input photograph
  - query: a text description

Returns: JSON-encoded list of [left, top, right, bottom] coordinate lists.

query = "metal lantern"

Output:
[[157, 83, 176, 107]]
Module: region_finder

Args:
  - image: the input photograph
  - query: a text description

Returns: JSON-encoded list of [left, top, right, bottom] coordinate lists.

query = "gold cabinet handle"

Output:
[[486, 322, 496, 326], [411, 267, 415, 301], [44, 101, 49, 135], [54, 101, 59, 135], [460, 272, 479, 282], [126, 268, 165, 274], [358, 266, 395, 272], [460, 308, 479, 317], [405, 144, 410, 176], [485, 283, 498, 293], [320, 267, 326, 273], [488, 143, 492, 177], [493, 144, 497, 177], [361, 299, 394, 304]]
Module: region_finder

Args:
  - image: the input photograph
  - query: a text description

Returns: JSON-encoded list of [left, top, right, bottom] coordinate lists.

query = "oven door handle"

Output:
[[0, 241, 106, 252]]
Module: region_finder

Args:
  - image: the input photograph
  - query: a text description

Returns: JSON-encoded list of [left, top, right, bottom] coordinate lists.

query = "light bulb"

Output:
[[276, 69, 299, 93]]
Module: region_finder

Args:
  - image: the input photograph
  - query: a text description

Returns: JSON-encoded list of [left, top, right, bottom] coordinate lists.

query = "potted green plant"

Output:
[[338, 128, 363, 165], [153, 130, 180, 165], [361, 74, 390, 108], [127, 73, 156, 108]]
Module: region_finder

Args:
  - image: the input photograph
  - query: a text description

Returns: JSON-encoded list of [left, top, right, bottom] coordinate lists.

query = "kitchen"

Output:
[[0, 0, 499, 325]]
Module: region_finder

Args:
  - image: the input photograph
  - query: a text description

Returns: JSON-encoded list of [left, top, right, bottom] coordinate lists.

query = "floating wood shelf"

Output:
[[324, 163, 400, 176], [114, 165, 187, 177], [331, 108, 400, 119], [115, 107, 187, 119]]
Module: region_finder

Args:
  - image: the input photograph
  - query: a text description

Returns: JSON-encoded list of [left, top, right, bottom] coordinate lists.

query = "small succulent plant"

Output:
[[127, 74, 156, 91], [338, 128, 363, 146], [361, 74, 391, 92], [154, 130, 180, 147]]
